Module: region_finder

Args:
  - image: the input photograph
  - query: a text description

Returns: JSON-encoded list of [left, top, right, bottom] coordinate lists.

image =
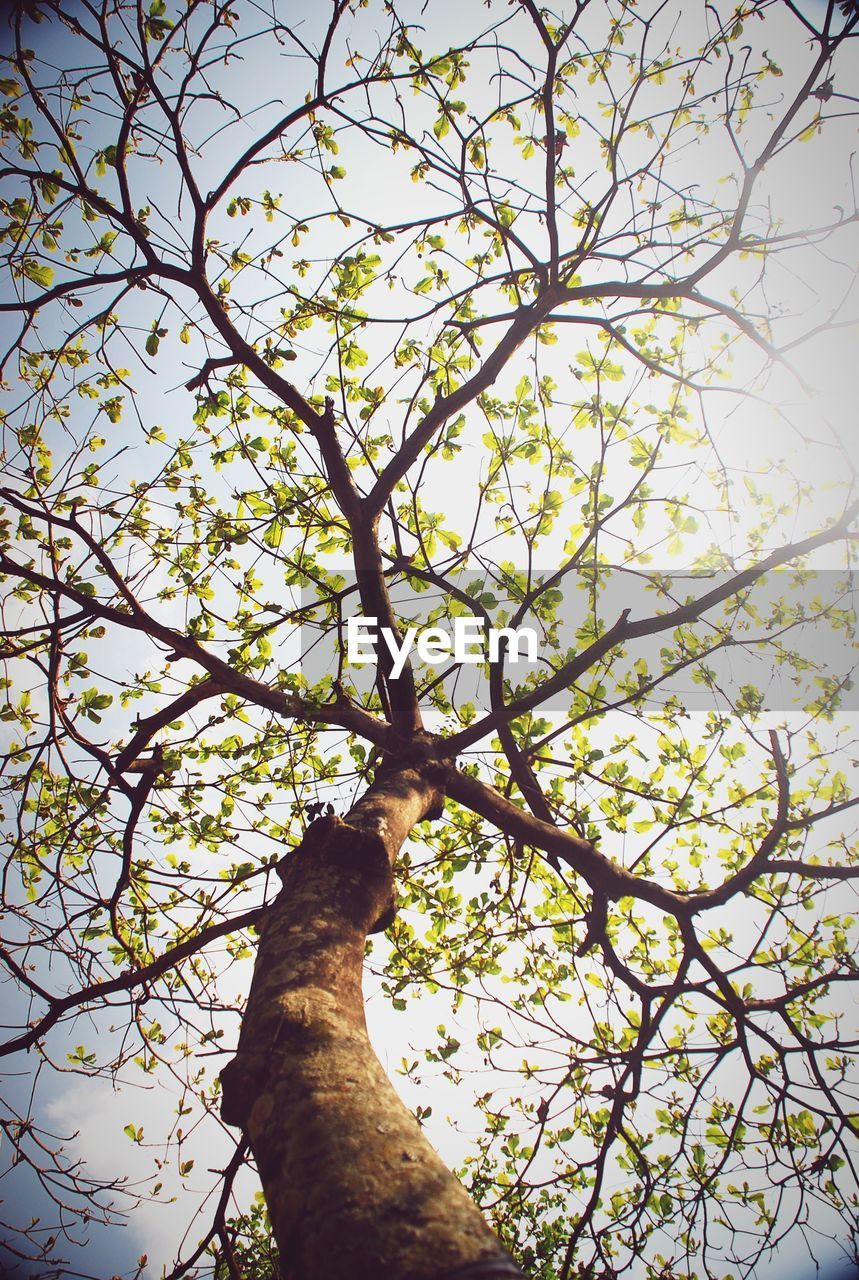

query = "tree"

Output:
[[1, 0, 858, 1276]]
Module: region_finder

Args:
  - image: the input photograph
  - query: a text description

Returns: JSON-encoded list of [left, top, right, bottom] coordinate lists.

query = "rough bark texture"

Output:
[[221, 764, 524, 1280]]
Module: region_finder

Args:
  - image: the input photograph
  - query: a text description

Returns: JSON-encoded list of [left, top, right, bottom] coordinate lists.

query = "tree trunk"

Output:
[[220, 763, 525, 1280]]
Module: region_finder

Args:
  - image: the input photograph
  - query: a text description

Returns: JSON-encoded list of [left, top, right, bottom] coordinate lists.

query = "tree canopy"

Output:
[[0, 1, 858, 1278]]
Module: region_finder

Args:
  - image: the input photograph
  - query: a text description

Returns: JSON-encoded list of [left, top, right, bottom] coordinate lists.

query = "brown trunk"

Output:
[[220, 763, 525, 1280]]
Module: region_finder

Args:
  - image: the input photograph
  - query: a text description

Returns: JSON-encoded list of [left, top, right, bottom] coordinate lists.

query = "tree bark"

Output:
[[220, 763, 525, 1280]]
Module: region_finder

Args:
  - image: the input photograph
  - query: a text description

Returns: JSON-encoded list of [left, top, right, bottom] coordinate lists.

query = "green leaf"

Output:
[[22, 259, 54, 289]]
